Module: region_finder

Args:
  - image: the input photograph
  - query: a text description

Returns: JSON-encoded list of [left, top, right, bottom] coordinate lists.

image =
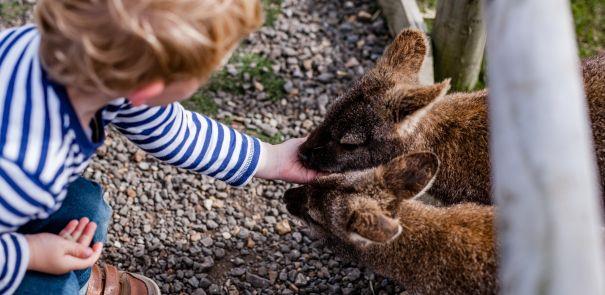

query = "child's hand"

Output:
[[256, 137, 323, 183], [25, 217, 103, 274]]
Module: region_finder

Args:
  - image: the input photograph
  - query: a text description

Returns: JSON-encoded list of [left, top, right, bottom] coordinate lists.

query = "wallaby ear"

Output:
[[347, 203, 402, 247], [388, 79, 451, 121], [377, 29, 428, 76], [378, 152, 440, 200], [339, 131, 367, 145]]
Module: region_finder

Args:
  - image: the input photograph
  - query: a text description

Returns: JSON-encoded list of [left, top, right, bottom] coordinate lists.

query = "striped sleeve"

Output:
[[0, 233, 29, 295], [110, 102, 262, 187], [0, 156, 52, 294]]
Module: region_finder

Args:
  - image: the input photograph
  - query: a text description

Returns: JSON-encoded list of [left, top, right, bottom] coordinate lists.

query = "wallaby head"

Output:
[[299, 30, 451, 173], [284, 152, 439, 247]]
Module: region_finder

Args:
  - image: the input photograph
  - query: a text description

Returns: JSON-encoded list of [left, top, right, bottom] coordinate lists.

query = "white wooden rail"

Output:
[[486, 0, 605, 293]]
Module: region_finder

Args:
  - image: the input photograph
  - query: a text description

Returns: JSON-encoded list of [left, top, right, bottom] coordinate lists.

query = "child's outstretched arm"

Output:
[[255, 138, 320, 183], [108, 101, 320, 186]]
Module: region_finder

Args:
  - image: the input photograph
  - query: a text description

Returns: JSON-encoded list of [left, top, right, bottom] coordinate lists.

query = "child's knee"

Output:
[[63, 177, 112, 242]]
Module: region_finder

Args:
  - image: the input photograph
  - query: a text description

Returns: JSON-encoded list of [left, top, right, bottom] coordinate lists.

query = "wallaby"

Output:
[[284, 153, 497, 295], [299, 29, 605, 205]]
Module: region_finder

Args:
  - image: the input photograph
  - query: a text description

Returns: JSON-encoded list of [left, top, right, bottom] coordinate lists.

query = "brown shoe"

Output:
[[86, 264, 161, 295]]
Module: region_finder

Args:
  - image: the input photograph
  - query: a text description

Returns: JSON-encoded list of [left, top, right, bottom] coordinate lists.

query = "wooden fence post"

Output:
[[486, 0, 605, 294], [432, 0, 486, 90]]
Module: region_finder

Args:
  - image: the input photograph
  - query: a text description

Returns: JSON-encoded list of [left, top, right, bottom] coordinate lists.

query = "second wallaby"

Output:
[[285, 153, 497, 294], [299, 29, 605, 205]]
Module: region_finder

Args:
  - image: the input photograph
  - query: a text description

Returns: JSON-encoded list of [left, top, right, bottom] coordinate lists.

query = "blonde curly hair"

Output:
[[35, 0, 263, 96]]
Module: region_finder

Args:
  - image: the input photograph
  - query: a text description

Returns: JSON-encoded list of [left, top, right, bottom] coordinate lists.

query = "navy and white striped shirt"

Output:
[[0, 25, 262, 293]]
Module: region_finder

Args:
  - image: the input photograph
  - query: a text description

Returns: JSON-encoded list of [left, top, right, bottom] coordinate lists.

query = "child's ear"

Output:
[[347, 201, 402, 247], [128, 80, 165, 106], [378, 152, 440, 200], [377, 29, 428, 76], [387, 79, 451, 121]]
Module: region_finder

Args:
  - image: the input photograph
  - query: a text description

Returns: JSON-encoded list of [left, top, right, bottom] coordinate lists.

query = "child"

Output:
[[0, 0, 319, 294]]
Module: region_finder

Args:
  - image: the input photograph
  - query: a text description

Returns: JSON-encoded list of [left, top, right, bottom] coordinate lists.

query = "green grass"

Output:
[[181, 91, 219, 116], [206, 52, 285, 101], [247, 129, 284, 144], [262, 0, 283, 27], [571, 0, 605, 57], [182, 52, 284, 117], [0, 1, 30, 25]]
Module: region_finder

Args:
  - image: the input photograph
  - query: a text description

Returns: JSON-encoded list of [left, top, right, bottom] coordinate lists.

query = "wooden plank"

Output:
[[432, 0, 486, 90], [486, 0, 605, 293], [377, 0, 434, 85]]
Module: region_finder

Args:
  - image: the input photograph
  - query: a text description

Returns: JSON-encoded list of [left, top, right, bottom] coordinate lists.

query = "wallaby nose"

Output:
[[284, 186, 308, 217]]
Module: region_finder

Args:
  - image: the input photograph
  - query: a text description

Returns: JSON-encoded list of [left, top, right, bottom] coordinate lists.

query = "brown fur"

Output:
[[300, 29, 605, 205], [284, 153, 497, 294]]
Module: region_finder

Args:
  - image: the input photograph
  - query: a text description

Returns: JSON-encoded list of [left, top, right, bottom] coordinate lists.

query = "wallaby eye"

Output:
[[339, 132, 366, 146]]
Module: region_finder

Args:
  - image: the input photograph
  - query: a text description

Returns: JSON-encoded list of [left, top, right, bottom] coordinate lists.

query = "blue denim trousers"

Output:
[[14, 177, 112, 295]]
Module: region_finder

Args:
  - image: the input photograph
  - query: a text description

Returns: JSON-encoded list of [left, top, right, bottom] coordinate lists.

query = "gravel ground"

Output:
[[2, 0, 405, 293]]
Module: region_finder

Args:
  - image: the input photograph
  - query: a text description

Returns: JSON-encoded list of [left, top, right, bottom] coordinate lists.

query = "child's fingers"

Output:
[[59, 219, 79, 238], [77, 222, 97, 246], [66, 241, 94, 258], [70, 217, 90, 241], [65, 243, 103, 270]]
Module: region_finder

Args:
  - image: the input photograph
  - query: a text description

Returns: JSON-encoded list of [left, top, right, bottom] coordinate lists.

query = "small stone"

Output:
[[137, 162, 150, 170], [222, 232, 232, 239], [214, 248, 226, 259], [230, 267, 246, 277], [200, 257, 215, 271], [275, 220, 291, 235], [206, 220, 219, 229], [191, 233, 202, 242], [188, 276, 200, 288], [292, 232, 302, 243], [133, 150, 146, 162], [208, 284, 221, 295], [357, 10, 373, 22], [199, 277, 212, 288], [254, 81, 264, 91], [268, 271, 278, 283], [246, 273, 270, 288], [201, 237, 214, 247], [203, 199, 213, 211], [345, 57, 360, 68], [233, 257, 245, 266], [283, 81, 294, 93], [294, 273, 308, 286], [303, 59, 313, 70], [345, 268, 362, 281], [193, 289, 207, 295], [126, 189, 136, 198], [264, 216, 277, 224], [246, 237, 255, 248], [301, 120, 313, 130]]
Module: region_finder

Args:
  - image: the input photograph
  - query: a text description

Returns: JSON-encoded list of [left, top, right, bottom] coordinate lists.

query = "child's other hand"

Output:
[[25, 217, 103, 274], [256, 137, 323, 184]]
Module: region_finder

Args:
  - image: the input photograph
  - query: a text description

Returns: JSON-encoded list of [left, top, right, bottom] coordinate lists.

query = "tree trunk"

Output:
[[486, 0, 605, 293], [432, 0, 485, 90]]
